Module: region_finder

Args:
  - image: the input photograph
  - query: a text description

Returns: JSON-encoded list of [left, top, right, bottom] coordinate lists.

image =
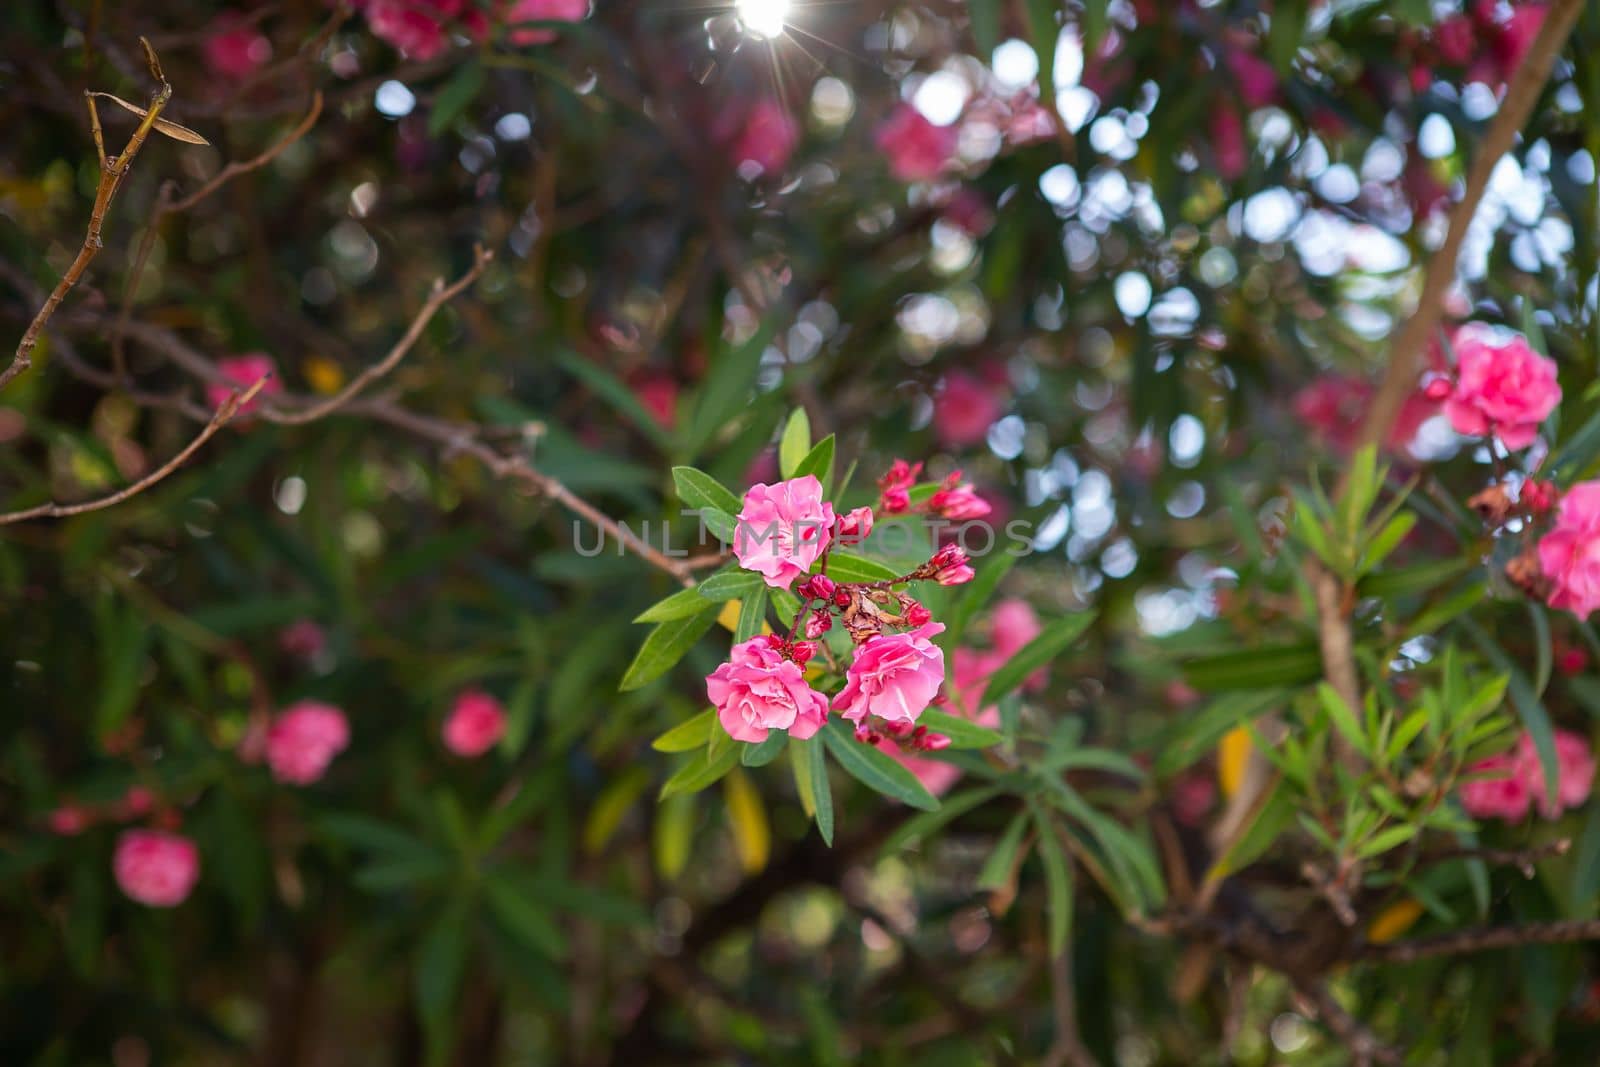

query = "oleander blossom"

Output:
[[833, 623, 946, 725], [875, 103, 958, 182], [366, 0, 487, 59], [203, 17, 272, 80], [1460, 729, 1595, 822], [504, 0, 588, 45], [1444, 325, 1561, 450], [730, 99, 801, 176], [208, 354, 283, 414], [113, 830, 200, 908], [442, 689, 508, 757], [933, 371, 1003, 447], [265, 701, 350, 785], [706, 636, 829, 743], [733, 476, 835, 590], [1538, 481, 1600, 620]]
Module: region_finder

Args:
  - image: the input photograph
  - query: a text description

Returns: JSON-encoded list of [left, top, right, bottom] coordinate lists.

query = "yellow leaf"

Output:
[[724, 768, 770, 875], [302, 356, 345, 395], [88, 93, 211, 145], [653, 793, 696, 880], [1367, 898, 1424, 944], [718, 599, 741, 632], [581, 767, 649, 854], [1218, 726, 1253, 797]]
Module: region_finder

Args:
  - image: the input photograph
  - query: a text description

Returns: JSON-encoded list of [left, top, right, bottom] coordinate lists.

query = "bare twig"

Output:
[[1291, 980, 1403, 1067], [2, 38, 182, 393], [1412, 837, 1570, 877], [111, 91, 325, 379], [0, 377, 267, 525], [1360, 918, 1600, 964], [1354, 0, 1585, 451], [267, 245, 493, 424], [1041, 942, 1100, 1067]]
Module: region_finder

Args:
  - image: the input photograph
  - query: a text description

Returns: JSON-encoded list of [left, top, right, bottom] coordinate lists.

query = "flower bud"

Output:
[[798, 574, 837, 602], [789, 640, 816, 665], [837, 506, 875, 543], [902, 599, 932, 627], [1523, 479, 1559, 514], [921, 732, 952, 751]]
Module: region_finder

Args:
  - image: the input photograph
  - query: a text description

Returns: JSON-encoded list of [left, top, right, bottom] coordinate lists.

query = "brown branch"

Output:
[[1354, 0, 1585, 451], [0, 377, 267, 525], [1359, 918, 1600, 964], [1412, 837, 1570, 877], [111, 91, 325, 379], [1291, 980, 1403, 1067], [1041, 942, 1100, 1067], [266, 245, 493, 424], [2, 38, 180, 394]]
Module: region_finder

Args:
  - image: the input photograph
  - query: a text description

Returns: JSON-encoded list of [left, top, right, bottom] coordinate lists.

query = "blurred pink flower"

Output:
[[707, 636, 829, 743], [203, 17, 273, 80], [833, 623, 947, 726], [1294, 374, 1440, 455], [1432, 14, 1476, 65], [443, 689, 508, 757], [1540, 482, 1600, 620], [366, 0, 487, 59], [733, 476, 835, 590], [1225, 48, 1279, 109], [1492, 3, 1548, 78], [207, 353, 282, 414], [875, 103, 958, 182], [504, 0, 588, 45], [933, 371, 1002, 448], [112, 786, 155, 822], [114, 829, 200, 907], [941, 188, 994, 237], [630, 372, 678, 430], [1445, 324, 1560, 450], [279, 619, 328, 661], [1210, 108, 1248, 180], [265, 701, 350, 785], [1171, 771, 1217, 827], [731, 99, 801, 176], [48, 804, 93, 836], [1518, 729, 1595, 818], [1460, 752, 1530, 821]]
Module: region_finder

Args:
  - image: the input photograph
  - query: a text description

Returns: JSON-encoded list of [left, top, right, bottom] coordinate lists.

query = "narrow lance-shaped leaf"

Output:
[[619, 607, 719, 691]]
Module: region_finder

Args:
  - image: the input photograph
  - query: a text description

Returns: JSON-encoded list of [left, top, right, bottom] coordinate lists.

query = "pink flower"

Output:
[[279, 619, 327, 661], [875, 103, 958, 182], [933, 371, 1002, 447], [1492, 4, 1548, 77], [1518, 729, 1595, 818], [941, 188, 994, 237], [1444, 324, 1561, 450], [264, 701, 350, 785], [927, 476, 992, 521], [833, 623, 946, 725], [207, 353, 282, 414], [925, 543, 975, 586], [48, 805, 93, 836], [113, 830, 200, 907], [835, 506, 874, 545], [1433, 15, 1476, 65], [1460, 752, 1531, 821], [1225, 48, 1279, 109], [1210, 108, 1248, 180], [366, 0, 487, 59], [203, 18, 273, 80], [1540, 482, 1600, 620], [731, 99, 801, 176], [442, 689, 508, 757], [504, 0, 588, 45], [733, 476, 835, 590], [1295, 374, 1441, 455], [878, 459, 922, 513], [882, 707, 995, 798], [989, 599, 1041, 659], [706, 636, 829, 743], [630, 372, 678, 429], [113, 786, 155, 822], [1171, 771, 1217, 827]]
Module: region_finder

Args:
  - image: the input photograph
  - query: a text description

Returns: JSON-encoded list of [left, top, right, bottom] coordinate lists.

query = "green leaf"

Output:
[[1028, 800, 1073, 955], [821, 720, 939, 811], [970, 0, 1001, 58], [1463, 618, 1559, 813], [1153, 689, 1287, 776], [652, 709, 717, 753], [635, 587, 712, 623], [946, 551, 1018, 649], [672, 465, 742, 515], [620, 608, 719, 691], [687, 318, 776, 454], [318, 815, 439, 861], [558, 351, 674, 451], [1356, 823, 1417, 860], [791, 736, 834, 845], [700, 507, 738, 544], [1570, 804, 1600, 919], [779, 408, 812, 478], [1209, 778, 1295, 878], [415, 897, 471, 1066], [734, 587, 768, 643], [979, 612, 1096, 708], [1317, 682, 1372, 759], [826, 552, 902, 583], [659, 742, 741, 799], [880, 785, 1003, 854], [696, 566, 763, 603], [427, 61, 485, 137], [792, 435, 836, 490], [977, 811, 1030, 891], [917, 708, 1003, 749], [1529, 602, 1553, 699], [741, 730, 788, 767], [1359, 511, 1416, 574], [1359, 558, 1475, 598], [1182, 643, 1323, 691], [484, 876, 567, 958], [1549, 406, 1600, 482]]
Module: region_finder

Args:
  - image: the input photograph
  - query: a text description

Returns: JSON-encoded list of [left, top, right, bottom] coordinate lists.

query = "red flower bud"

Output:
[[921, 733, 952, 751], [904, 600, 932, 627], [798, 574, 837, 601], [804, 610, 832, 639], [789, 640, 816, 665]]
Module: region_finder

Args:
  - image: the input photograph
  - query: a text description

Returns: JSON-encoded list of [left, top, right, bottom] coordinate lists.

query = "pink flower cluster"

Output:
[[363, 0, 587, 58], [709, 471, 985, 747], [114, 830, 201, 908], [1442, 324, 1561, 450], [877, 460, 992, 524], [1294, 374, 1441, 456], [1538, 482, 1600, 620], [875, 103, 958, 182], [728, 100, 801, 177], [442, 688, 508, 756], [1460, 730, 1594, 822], [262, 701, 351, 785], [208, 353, 283, 415], [1425, 3, 1548, 90]]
